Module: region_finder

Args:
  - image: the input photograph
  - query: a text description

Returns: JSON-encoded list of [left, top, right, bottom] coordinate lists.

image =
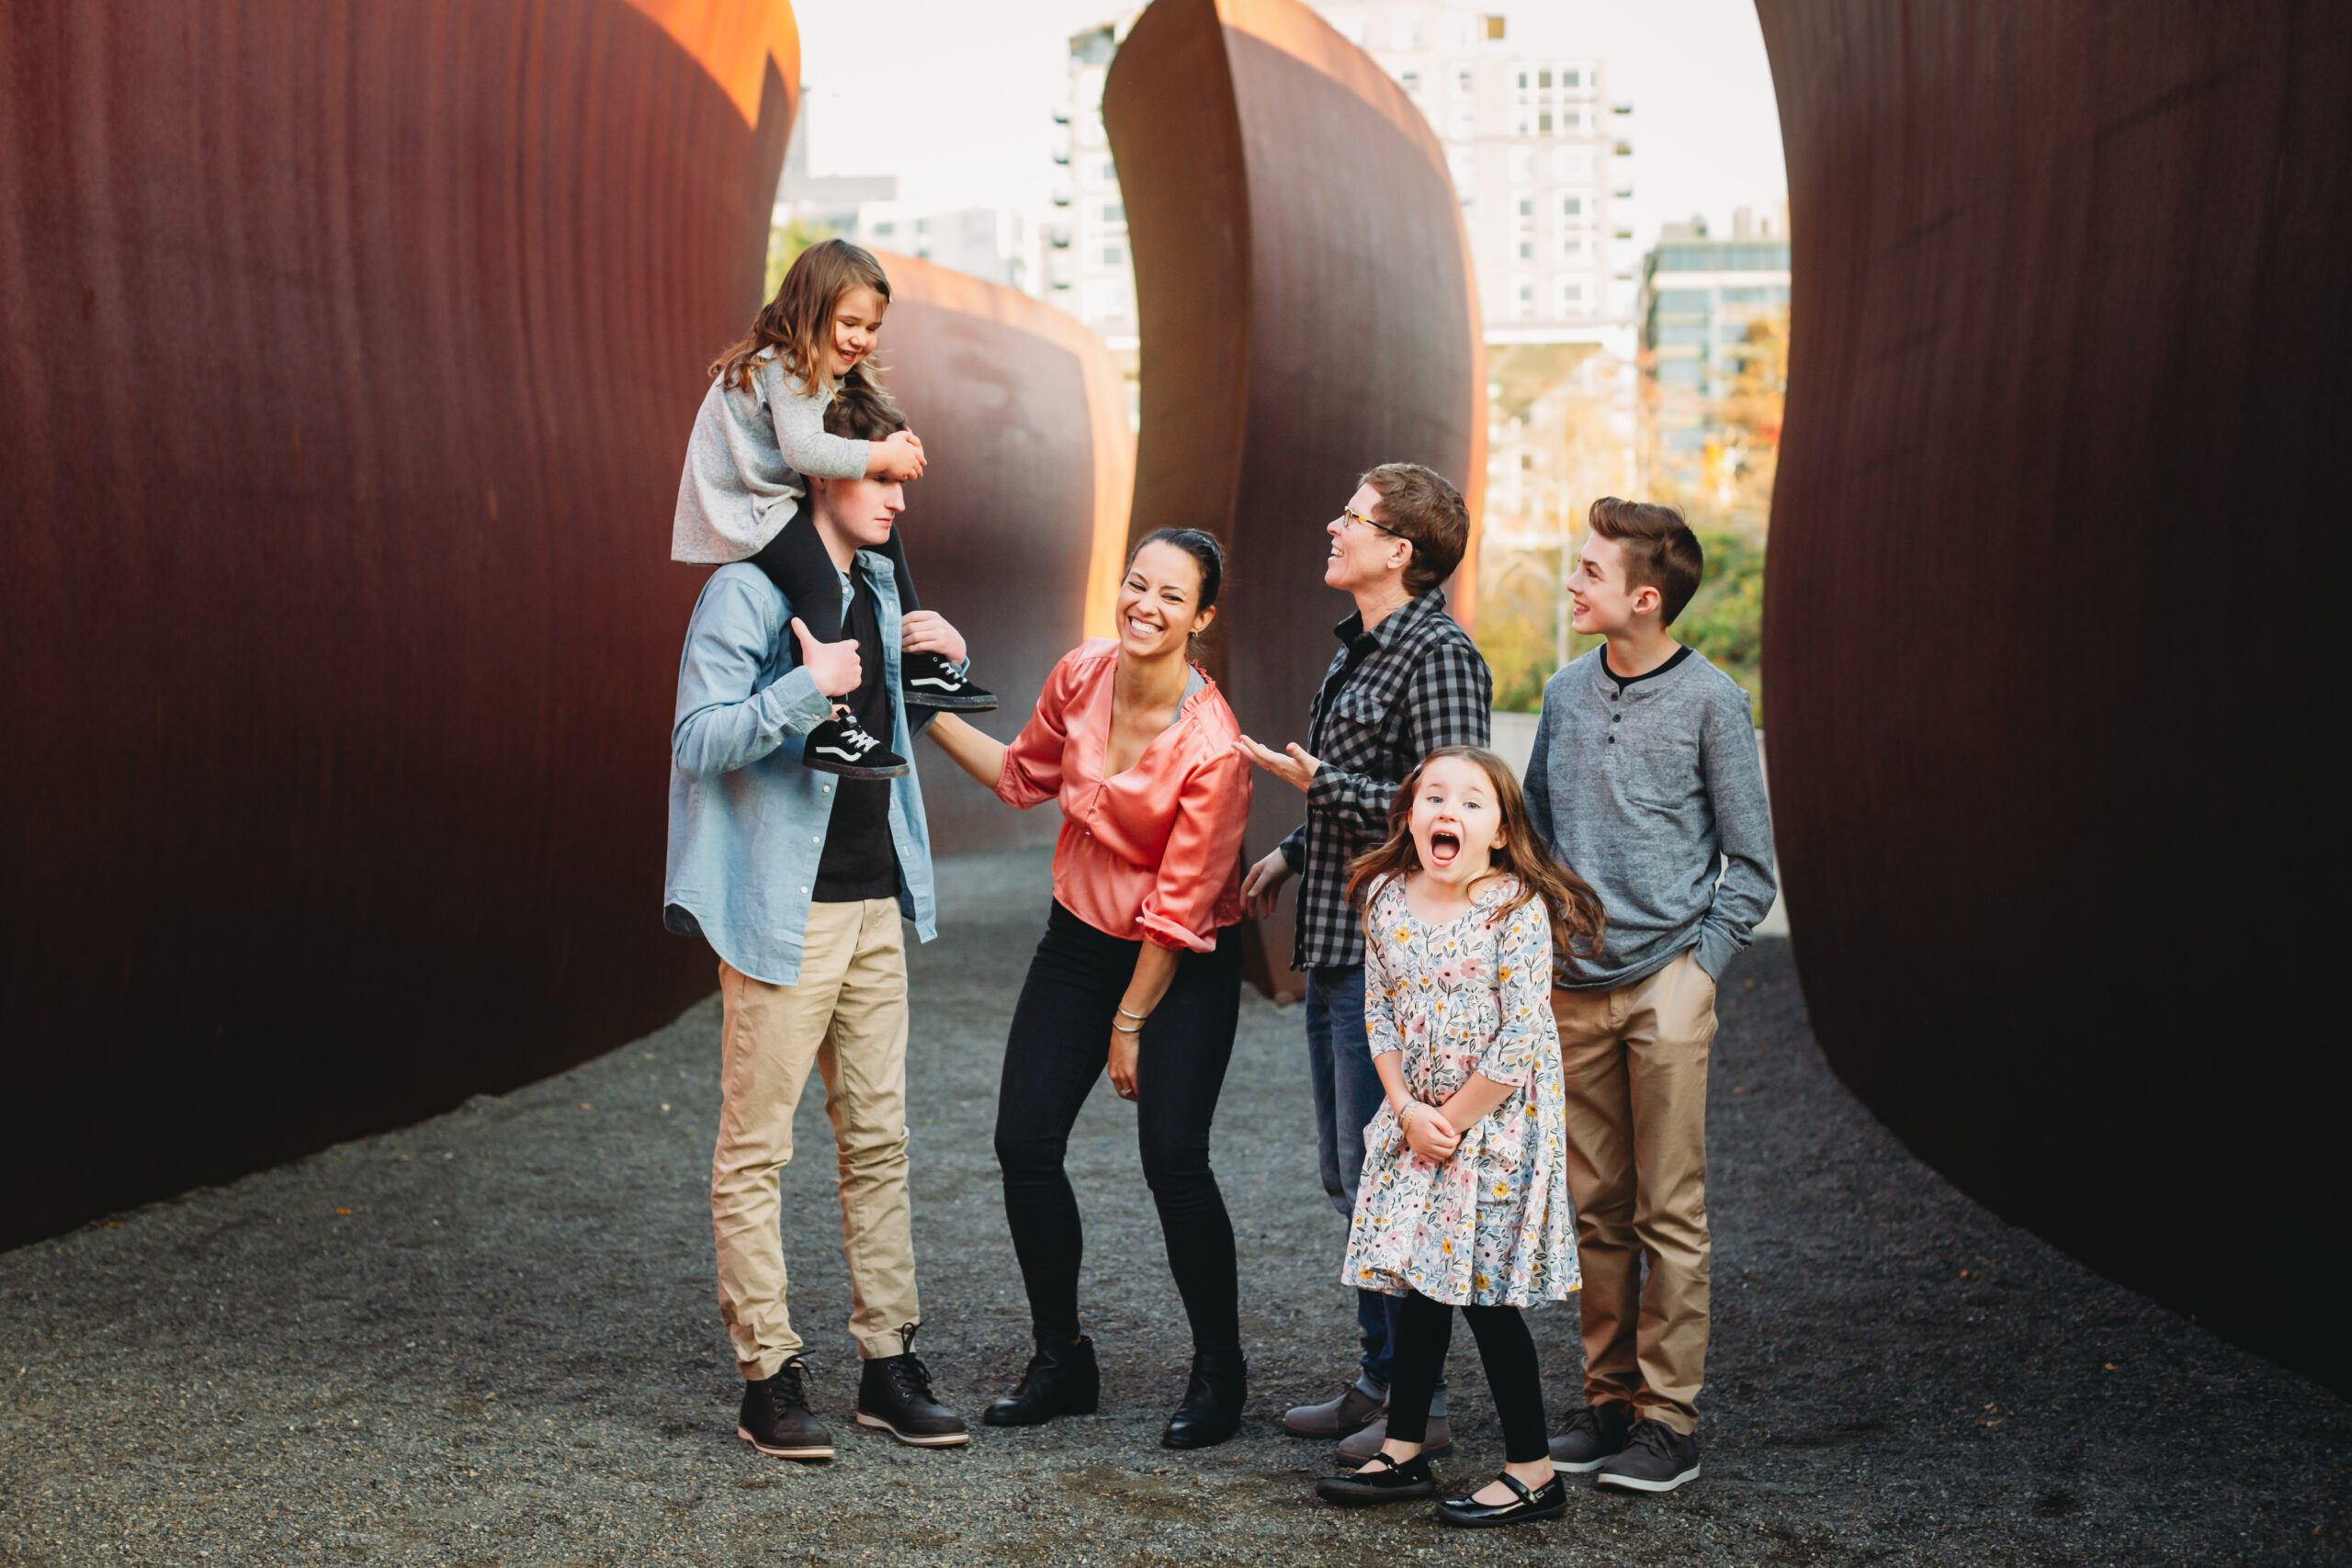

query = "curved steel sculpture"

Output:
[[1758, 0, 2349, 1391], [865, 253, 1135, 855], [1105, 0, 1487, 995], [0, 0, 798, 1247]]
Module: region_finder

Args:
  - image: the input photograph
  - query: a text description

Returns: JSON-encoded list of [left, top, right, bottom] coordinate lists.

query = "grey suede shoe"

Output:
[[1282, 1382, 1386, 1438], [1338, 1414, 1454, 1467]]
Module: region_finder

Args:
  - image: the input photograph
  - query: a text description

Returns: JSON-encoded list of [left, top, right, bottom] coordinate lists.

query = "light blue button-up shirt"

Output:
[[662, 555, 938, 986]]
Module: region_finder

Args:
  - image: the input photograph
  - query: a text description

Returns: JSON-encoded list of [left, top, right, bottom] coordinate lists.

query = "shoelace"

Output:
[[771, 1355, 814, 1411], [886, 1323, 936, 1403], [1623, 1418, 1679, 1458], [1560, 1405, 1602, 1437]]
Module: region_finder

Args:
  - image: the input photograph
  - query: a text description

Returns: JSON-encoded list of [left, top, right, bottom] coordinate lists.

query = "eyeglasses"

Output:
[[1336, 506, 1405, 539]]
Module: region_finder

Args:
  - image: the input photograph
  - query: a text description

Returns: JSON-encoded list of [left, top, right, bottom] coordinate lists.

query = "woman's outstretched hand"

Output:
[[899, 609, 967, 667], [1401, 1100, 1460, 1163]]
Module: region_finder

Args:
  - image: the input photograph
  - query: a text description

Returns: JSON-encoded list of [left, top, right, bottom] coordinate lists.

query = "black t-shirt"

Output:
[[810, 574, 902, 903]]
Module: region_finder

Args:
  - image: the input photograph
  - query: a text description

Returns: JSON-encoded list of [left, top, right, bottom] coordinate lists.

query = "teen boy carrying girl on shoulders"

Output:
[[1521, 498, 1777, 1495]]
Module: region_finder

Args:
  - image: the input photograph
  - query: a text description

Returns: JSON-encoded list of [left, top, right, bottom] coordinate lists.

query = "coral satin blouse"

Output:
[[994, 640, 1252, 953]]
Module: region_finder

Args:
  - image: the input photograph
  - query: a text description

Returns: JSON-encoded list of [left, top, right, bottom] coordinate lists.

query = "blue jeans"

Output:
[[1306, 964, 1444, 1407]]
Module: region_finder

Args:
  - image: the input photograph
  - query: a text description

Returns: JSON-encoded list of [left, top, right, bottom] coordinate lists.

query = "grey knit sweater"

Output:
[[670, 353, 872, 563], [1522, 646, 1777, 988]]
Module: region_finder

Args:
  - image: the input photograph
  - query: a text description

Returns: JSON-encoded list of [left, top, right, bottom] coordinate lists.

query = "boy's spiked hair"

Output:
[[1587, 497, 1705, 625]]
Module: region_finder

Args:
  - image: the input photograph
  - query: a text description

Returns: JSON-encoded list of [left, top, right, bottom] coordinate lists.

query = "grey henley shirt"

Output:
[[1522, 645, 1777, 988]]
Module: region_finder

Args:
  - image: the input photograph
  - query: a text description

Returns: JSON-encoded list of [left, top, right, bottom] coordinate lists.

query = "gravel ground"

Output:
[[4, 849, 2346, 1567]]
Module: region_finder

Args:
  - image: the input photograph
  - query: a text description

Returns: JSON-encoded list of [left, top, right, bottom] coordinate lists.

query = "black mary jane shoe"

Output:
[[1314, 1450, 1436, 1506], [982, 1335, 1100, 1427], [1159, 1345, 1246, 1450], [1434, 1469, 1569, 1529]]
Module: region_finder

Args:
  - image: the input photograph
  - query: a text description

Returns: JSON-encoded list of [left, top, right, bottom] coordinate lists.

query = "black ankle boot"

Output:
[[982, 1335, 1100, 1427], [1159, 1345, 1246, 1450]]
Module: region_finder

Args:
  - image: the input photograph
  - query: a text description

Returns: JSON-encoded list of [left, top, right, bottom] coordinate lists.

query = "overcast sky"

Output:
[[793, 0, 1787, 249]]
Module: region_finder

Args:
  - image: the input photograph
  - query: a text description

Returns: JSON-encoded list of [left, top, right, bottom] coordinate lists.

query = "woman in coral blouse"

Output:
[[925, 528, 1254, 1450]]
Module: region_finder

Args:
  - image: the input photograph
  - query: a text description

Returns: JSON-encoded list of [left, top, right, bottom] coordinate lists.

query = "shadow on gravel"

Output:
[[2, 849, 2346, 1565]]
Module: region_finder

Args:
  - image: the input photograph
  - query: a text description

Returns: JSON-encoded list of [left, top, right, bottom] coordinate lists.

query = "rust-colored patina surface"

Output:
[[1758, 0, 2349, 1391], [862, 254, 1133, 857], [0, 1, 796, 1247], [1105, 0, 1486, 997]]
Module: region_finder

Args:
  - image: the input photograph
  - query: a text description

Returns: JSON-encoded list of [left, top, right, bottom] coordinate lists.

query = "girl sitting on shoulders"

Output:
[[1312, 745, 1604, 1529]]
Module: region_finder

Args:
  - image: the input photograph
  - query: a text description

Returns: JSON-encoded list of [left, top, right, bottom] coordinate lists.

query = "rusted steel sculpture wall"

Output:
[[862, 254, 1134, 856], [1758, 0, 2349, 1391], [1105, 0, 1486, 996], [0, 1, 797, 1247]]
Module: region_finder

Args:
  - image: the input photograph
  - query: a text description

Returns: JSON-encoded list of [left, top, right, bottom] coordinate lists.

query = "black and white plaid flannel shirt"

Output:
[[1276, 589, 1492, 971]]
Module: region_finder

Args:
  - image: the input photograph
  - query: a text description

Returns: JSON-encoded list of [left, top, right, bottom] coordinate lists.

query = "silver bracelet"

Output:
[[1111, 1021, 1143, 1035], [1116, 1005, 1150, 1021]]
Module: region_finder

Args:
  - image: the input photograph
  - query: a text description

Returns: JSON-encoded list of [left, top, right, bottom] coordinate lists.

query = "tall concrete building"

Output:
[[1047, 17, 1141, 353], [1638, 206, 1791, 493], [853, 204, 1035, 295], [773, 90, 895, 234]]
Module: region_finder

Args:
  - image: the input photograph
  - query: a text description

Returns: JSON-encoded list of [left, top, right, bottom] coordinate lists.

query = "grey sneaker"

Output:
[[1548, 1401, 1634, 1472], [1339, 1413, 1454, 1467], [1282, 1382, 1386, 1438], [1593, 1417, 1702, 1494]]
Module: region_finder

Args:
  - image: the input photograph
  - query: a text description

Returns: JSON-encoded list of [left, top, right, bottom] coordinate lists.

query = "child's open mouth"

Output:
[[1428, 829, 1461, 867]]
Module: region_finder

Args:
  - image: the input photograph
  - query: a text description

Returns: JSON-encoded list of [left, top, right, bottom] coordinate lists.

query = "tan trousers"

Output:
[[1552, 949, 1719, 1435], [711, 898, 919, 1379]]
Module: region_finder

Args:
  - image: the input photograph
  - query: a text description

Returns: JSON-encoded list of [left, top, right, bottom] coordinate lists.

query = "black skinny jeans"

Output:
[[1388, 1291, 1550, 1463], [995, 902, 1244, 1353]]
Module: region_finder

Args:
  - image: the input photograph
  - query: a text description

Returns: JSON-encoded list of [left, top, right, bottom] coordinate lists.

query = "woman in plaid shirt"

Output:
[[1235, 462, 1492, 1464]]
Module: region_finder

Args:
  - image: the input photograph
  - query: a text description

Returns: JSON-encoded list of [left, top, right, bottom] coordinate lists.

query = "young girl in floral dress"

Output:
[[1313, 746, 1605, 1529]]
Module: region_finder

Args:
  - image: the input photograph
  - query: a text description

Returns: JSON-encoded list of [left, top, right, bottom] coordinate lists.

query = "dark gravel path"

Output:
[[4, 850, 2346, 1566]]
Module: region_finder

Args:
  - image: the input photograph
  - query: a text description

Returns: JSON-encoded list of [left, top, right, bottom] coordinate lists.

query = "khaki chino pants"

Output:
[[711, 898, 920, 1380], [1551, 949, 1718, 1435]]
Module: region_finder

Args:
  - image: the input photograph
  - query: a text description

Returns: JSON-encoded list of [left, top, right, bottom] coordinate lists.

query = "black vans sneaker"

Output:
[[854, 1325, 969, 1448], [1593, 1417, 1701, 1494], [802, 711, 909, 779], [738, 1356, 834, 1461], [1548, 1401, 1634, 1472], [900, 652, 997, 712]]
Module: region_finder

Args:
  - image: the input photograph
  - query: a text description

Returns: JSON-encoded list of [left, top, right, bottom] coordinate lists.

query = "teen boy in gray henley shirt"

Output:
[[1522, 498, 1774, 1497]]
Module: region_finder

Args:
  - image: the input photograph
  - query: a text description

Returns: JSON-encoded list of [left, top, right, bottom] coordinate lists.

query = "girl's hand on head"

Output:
[[870, 429, 926, 481], [899, 610, 967, 667]]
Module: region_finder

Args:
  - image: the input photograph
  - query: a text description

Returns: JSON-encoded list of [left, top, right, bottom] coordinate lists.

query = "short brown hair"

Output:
[[1362, 462, 1470, 597], [1587, 497, 1704, 625], [821, 372, 908, 443]]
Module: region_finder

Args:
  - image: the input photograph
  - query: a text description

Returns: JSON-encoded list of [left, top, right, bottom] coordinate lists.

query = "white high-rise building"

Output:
[[1047, 18, 1141, 350], [1309, 1, 1635, 348]]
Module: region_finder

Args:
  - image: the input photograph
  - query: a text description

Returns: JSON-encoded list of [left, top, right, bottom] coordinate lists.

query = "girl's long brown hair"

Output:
[[708, 237, 893, 395], [1346, 745, 1605, 974]]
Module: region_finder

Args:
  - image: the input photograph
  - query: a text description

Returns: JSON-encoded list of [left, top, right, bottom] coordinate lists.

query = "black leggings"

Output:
[[752, 513, 918, 646], [1388, 1292, 1550, 1463], [995, 902, 1245, 1353]]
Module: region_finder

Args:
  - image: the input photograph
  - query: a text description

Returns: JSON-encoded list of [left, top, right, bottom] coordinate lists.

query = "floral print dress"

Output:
[[1341, 874, 1578, 1307]]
